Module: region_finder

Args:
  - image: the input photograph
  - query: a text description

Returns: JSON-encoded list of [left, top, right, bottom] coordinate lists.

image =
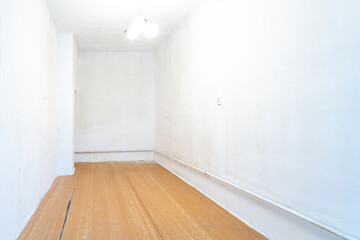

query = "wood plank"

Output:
[[18, 176, 76, 240], [140, 163, 266, 240], [61, 162, 162, 240], [20, 162, 266, 240], [121, 162, 267, 240]]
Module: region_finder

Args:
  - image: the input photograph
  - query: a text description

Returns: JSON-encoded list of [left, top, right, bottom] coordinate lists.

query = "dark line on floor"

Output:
[[59, 174, 79, 240], [120, 165, 164, 240]]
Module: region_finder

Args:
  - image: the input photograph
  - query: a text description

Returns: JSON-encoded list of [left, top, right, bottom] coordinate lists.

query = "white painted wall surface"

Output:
[[75, 52, 155, 161], [0, 0, 58, 238], [56, 33, 77, 175], [154, 0, 360, 239]]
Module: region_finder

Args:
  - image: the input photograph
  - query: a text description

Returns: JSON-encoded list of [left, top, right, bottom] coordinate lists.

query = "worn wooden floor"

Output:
[[19, 162, 267, 240], [18, 176, 76, 240]]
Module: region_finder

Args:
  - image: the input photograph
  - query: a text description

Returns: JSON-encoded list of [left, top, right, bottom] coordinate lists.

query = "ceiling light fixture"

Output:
[[124, 0, 159, 40], [125, 17, 159, 40]]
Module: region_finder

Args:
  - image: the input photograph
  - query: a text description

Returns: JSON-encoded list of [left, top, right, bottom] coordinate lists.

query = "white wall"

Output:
[[154, 0, 360, 239], [56, 33, 77, 175], [75, 52, 155, 161], [0, 0, 58, 238]]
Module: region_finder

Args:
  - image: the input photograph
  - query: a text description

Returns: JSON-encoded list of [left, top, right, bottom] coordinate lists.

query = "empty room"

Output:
[[0, 0, 359, 239]]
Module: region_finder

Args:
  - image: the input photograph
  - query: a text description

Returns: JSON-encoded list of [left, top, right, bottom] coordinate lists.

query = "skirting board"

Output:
[[75, 151, 154, 162], [154, 152, 345, 240]]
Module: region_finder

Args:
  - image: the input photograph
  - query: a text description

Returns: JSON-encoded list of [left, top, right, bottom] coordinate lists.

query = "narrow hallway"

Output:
[[1, 1, 359, 239]]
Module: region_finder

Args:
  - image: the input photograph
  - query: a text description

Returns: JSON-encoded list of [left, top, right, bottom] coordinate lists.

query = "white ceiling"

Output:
[[47, 0, 202, 52]]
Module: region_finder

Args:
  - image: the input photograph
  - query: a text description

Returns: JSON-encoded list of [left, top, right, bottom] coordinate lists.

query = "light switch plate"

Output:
[[217, 97, 222, 106]]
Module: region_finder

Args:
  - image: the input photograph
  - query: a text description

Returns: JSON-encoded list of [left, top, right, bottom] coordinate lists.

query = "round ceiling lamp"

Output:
[[125, 17, 159, 40], [124, 26, 139, 40]]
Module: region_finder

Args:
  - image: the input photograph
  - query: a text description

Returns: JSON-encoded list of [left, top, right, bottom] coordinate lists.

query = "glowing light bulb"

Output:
[[124, 17, 159, 40], [125, 26, 139, 40], [144, 22, 159, 38]]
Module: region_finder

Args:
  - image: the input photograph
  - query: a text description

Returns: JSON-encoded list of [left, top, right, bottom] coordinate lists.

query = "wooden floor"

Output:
[[19, 162, 267, 240], [18, 176, 76, 240]]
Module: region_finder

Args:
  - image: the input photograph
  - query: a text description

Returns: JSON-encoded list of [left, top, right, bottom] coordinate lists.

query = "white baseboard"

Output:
[[154, 152, 344, 240], [75, 151, 154, 162]]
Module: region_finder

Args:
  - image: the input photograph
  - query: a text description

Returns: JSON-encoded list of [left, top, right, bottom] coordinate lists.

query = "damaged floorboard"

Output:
[[18, 176, 76, 240], [61, 162, 162, 240], [19, 162, 267, 240]]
